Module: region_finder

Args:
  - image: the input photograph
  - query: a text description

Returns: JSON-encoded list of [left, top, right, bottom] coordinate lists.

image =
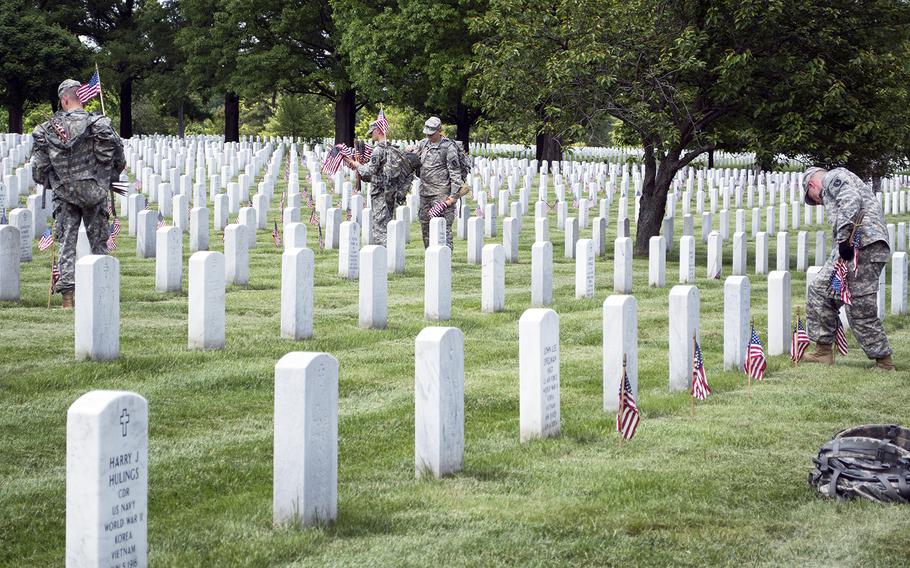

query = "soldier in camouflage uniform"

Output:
[[31, 79, 126, 308], [345, 121, 393, 246], [416, 116, 462, 249], [800, 167, 894, 371]]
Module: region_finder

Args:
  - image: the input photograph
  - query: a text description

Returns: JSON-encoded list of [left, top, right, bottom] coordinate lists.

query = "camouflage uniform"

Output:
[[806, 168, 892, 359], [417, 137, 462, 249], [356, 140, 393, 247], [31, 108, 125, 293]]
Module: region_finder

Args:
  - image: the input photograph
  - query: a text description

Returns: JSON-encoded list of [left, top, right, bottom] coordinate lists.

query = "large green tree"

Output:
[[473, 0, 910, 255], [334, 0, 487, 150], [0, 1, 87, 133]]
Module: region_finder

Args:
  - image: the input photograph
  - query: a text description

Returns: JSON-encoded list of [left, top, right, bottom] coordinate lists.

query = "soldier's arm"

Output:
[[444, 144, 463, 196], [356, 147, 386, 185], [831, 180, 862, 242], [91, 116, 125, 176], [30, 126, 51, 187]]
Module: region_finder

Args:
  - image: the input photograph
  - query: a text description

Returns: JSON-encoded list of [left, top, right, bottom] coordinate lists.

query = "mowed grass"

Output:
[[2, 166, 910, 567]]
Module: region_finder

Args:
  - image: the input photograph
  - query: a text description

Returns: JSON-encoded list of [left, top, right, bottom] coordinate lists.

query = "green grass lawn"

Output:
[[2, 168, 909, 567]]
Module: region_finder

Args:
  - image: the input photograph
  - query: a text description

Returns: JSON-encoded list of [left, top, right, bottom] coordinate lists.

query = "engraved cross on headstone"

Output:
[[119, 408, 130, 437]]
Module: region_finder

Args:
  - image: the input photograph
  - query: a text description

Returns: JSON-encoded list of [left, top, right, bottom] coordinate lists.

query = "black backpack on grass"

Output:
[[808, 424, 910, 503]]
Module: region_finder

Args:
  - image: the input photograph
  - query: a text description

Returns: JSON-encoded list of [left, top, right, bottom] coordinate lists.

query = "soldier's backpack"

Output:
[[433, 138, 473, 181], [383, 145, 420, 210], [808, 424, 910, 503]]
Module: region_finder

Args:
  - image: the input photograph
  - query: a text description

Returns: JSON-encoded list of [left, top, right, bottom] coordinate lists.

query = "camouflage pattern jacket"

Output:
[[31, 109, 126, 207], [822, 168, 891, 262], [357, 141, 393, 197], [417, 137, 463, 198]]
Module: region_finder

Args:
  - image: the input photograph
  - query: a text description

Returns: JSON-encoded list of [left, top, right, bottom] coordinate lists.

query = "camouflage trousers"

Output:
[[54, 199, 109, 293], [418, 194, 455, 249], [807, 256, 891, 359], [370, 192, 390, 247]]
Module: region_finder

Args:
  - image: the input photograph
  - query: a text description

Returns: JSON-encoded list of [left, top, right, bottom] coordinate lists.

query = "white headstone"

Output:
[[467, 217, 483, 265], [213, 194, 229, 230], [338, 221, 360, 279], [732, 231, 747, 276], [281, 247, 314, 339], [135, 210, 156, 258], [155, 226, 182, 292], [575, 238, 595, 299], [669, 285, 699, 392], [602, 295, 637, 411], [707, 231, 722, 279], [429, 217, 446, 248], [239, 206, 257, 249], [614, 237, 633, 293], [173, 194, 189, 234], [0, 225, 20, 301], [425, 245, 452, 321], [359, 245, 387, 329], [564, 217, 578, 259], [679, 236, 695, 284], [273, 352, 338, 527], [519, 308, 560, 442], [776, 232, 790, 271], [503, 217, 519, 263], [414, 327, 464, 477], [723, 276, 750, 371], [188, 251, 225, 350], [755, 231, 769, 275], [649, 236, 666, 287], [892, 252, 908, 315], [189, 207, 209, 253], [482, 244, 505, 313], [75, 255, 120, 360], [66, 390, 148, 568], [224, 224, 249, 286], [767, 270, 791, 356], [531, 241, 553, 306], [9, 208, 32, 261], [324, 207, 341, 250]]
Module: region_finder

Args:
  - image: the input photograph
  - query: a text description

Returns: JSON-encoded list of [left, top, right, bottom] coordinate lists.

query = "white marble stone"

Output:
[[707, 231, 722, 279], [755, 231, 769, 275], [414, 327, 464, 478], [281, 247, 314, 340], [723, 276, 750, 371], [158, 183, 173, 217], [649, 236, 666, 287], [213, 194, 229, 230], [387, 219, 405, 274], [239, 206, 258, 249], [878, 265, 887, 319], [892, 252, 908, 315], [224, 224, 249, 286], [359, 245, 387, 329], [155, 226, 182, 292], [484, 203, 497, 237], [767, 270, 791, 356], [66, 390, 147, 568], [425, 245, 451, 321], [592, 216, 606, 256], [189, 207, 209, 252], [732, 231, 747, 276], [135, 210, 156, 258], [602, 295, 637, 412], [564, 217, 578, 259], [814, 231, 827, 266], [74, 255, 120, 360], [283, 206, 301, 225], [9, 208, 32, 261], [173, 194, 188, 234], [467, 217, 483, 265], [613, 237, 633, 293], [188, 251, 225, 350], [669, 285, 699, 392], [679, 235, 696, 284], [361, 208, 373, 246], [0, 225, 19, 301], [338, 221, 360, 279], [575, 239, 595, 299], [701, 212, 712, 243], [482, 244, 505, 313], [503, 217, 519, 263], [776, 231, 790, 271], [535, 216, 549, 244], [531, 241, 553, 307], [324, 207, 341, 250], [273, 352, 338, 527], [519, 308, 560, 443], [429, 217, 446, 248]]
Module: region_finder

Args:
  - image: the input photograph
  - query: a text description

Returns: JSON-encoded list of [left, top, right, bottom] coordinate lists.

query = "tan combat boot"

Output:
[[873, 355, 896, 372], [801, 342, 834, 365], [61, 291, 74, 309]]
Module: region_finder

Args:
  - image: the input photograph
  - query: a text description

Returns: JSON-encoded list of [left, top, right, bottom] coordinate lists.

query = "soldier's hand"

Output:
[[838, 240, 855, 262]]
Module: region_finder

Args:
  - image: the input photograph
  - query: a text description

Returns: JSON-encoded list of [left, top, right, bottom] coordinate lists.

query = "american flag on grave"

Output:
[[790, 316, 810, 363], [835, 318, 849, 356], [321, 146, 344, 176], [51, 257, 60, 288], [375, 108, 389, 136], [691, 338, 711, 401], [272, 221, 281, 248], [76, 71, 102, 103], [616, 365, 640, 440], [744, 325, 767, 381], [38, 228, 55, 251]]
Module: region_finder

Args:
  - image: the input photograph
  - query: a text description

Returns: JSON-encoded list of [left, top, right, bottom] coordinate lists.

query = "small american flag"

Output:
[[279, 192, 285, 214], [110, 217, 121, 237], [76, 71, 101, 103], [106, 233, 117, 252], [835, 318, 849, 356], [321, 146, 344, 176], [156, 212, 165, 229], [272, 221, 281, 248], [831, 260, 852, 305], [375, 108, 389, 136], [38, 228, 55, 251], [745, 325, 767, 381], [474, 206, 484, 219], [790, 316, 810, 363], [51, 258, 60, 288], [49, 118, 69, 143], [616, 365, 640, 440], [849, 231, 861, 276], [691, 339, 711, 401]]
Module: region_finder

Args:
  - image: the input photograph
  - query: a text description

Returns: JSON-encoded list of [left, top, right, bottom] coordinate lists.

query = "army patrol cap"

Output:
[[367, 120, 380, 135], [802, 166, 825, 205], [57, 79, 81, 99], [423, 116, 442, 135]]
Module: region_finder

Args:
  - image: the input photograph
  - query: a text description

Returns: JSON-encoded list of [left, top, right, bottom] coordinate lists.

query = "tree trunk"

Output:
[[224, 92, 240, 142], [7, 97, 24, 134], [177, 101, 185, 138], [334, 88, 356, 146], [455, 102, 473, 152], [707, 149, 715, 169], [536, 131, 562, 163], [119, 78, 133, 138], [634, 151, 675, 256]]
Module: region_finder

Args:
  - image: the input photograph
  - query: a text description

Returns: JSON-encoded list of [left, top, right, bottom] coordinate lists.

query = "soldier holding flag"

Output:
[[30, 78, 125, 308], [800, 167, 894, 370]]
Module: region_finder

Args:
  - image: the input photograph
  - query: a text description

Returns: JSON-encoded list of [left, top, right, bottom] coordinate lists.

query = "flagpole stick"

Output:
[[95, 62, 106, 116], [47, 238, 55, 309]]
